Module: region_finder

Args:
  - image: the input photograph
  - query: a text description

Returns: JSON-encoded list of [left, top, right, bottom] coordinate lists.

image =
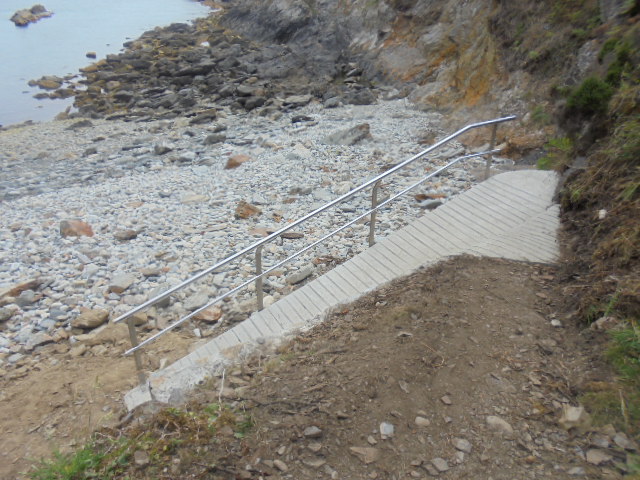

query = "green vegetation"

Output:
[[567, 77, 614, 115], [531, 105, 552, 125], [29, 402, 253, 480], [537, 137, 573, 170], [608, 321, 640, 385]]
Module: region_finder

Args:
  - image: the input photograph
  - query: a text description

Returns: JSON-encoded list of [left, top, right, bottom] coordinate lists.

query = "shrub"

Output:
[[537, 137, 573, 170], [567, 77, 614, 115]]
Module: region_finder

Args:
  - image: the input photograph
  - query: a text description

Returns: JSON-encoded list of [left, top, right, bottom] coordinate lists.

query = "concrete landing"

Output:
[[125, 170, 560, 410]]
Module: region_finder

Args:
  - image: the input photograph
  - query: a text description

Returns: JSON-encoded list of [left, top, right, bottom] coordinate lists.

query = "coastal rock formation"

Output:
[[10, 4, 53, 26]]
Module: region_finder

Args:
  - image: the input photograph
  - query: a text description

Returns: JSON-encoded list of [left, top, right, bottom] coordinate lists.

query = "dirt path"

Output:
[[191, 256, 618, 479], [3, 256, 630, 479]]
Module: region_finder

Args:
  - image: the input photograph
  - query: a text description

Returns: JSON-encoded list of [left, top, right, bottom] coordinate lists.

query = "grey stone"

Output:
[[324, 123, 372, 146], [304, 426, 323, 438], [184, 292, 210, 311], [15, 290, 36, 307], [586, 449, 612, 465], [108, 273, 136, 294], [568, 467, 586, 476], [148, 284, 173, 308], [154, 142, 174, 155], [26, 332, 54, 350], [431, 458, 449, 472], [380, 422, 394, 438], [486, 415, 514, 437], [203, 133, 226, 145], [0, 307, 14, 323], [453, 438, 472, 453], [284, 94, 312, 107], [286, 265, 314, 285]]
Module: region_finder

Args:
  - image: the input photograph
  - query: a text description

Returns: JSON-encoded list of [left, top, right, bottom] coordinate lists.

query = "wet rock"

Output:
[[349, 447, 380, 464], [28, 75, 62, 90], [11, 5, 54, 27], [324, 123, 372, 145], [60, 219, 94, 237], [235, 201, 261, 219], [72, 308, 109, 329]]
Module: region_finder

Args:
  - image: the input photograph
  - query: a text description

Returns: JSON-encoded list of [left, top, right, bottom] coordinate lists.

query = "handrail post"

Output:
[[484, 123, 498, 180], [369, 180, 382, 247], [126, 318, 146, 385], [255, 245, 264, 311]]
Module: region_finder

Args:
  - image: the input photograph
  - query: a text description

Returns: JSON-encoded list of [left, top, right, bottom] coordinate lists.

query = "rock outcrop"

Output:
[[10, 4, 53, 26]]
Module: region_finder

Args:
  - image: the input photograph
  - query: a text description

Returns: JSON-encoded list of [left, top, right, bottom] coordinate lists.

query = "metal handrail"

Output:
[[113, 115, 516, 376]]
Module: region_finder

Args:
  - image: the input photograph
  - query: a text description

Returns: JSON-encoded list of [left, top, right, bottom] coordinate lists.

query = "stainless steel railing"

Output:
[[114, 115, 516, 382]]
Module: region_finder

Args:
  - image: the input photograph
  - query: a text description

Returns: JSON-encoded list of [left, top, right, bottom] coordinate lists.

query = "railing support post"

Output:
[[369, 180, 382, 247], [126, 318, 146, 385], [484, 123, 498, 180], [255, 245, 264, 311]]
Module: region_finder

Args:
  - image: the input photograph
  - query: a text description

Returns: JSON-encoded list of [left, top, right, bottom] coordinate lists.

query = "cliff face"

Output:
[[221, 0, 503, 111], [219, 0, 633, 145]]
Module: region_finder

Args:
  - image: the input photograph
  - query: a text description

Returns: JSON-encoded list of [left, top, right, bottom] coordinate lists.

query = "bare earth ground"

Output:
[[0, 330, 196, 479], [1, 256, 628, 479]]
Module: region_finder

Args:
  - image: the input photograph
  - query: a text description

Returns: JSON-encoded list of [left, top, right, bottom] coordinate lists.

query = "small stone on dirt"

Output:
[[441, 395, 452, 405], [559, 405, 591, 432], [349, 447, 380, 464], [431, 457, 449, 472], [380, 422, 394, 438], [486, 415, 514, 437], [304, 426, 322, 438], [586, 449, 612, 465], [273, 459, 288, 472], [415, 416, 431, 427], [454, 438, 472, 453], [134, 450, 150, 466]]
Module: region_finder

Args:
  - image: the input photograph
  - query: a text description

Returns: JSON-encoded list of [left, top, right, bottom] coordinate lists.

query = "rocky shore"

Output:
[[0, 3, 520, 375], [0, 93, 506, 377]]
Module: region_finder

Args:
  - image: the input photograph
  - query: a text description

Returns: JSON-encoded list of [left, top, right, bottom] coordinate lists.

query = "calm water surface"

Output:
[[0, 0, 210, 126]]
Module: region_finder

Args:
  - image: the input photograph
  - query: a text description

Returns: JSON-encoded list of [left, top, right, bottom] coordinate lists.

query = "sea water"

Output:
[[0, 0, 210, 126]]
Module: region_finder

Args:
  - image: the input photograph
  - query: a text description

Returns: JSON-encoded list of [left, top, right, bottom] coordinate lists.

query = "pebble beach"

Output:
[[0, 96, 501, 363]]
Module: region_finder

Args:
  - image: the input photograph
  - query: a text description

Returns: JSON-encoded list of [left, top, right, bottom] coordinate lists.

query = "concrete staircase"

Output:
[[125, 170, 560, 410]]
